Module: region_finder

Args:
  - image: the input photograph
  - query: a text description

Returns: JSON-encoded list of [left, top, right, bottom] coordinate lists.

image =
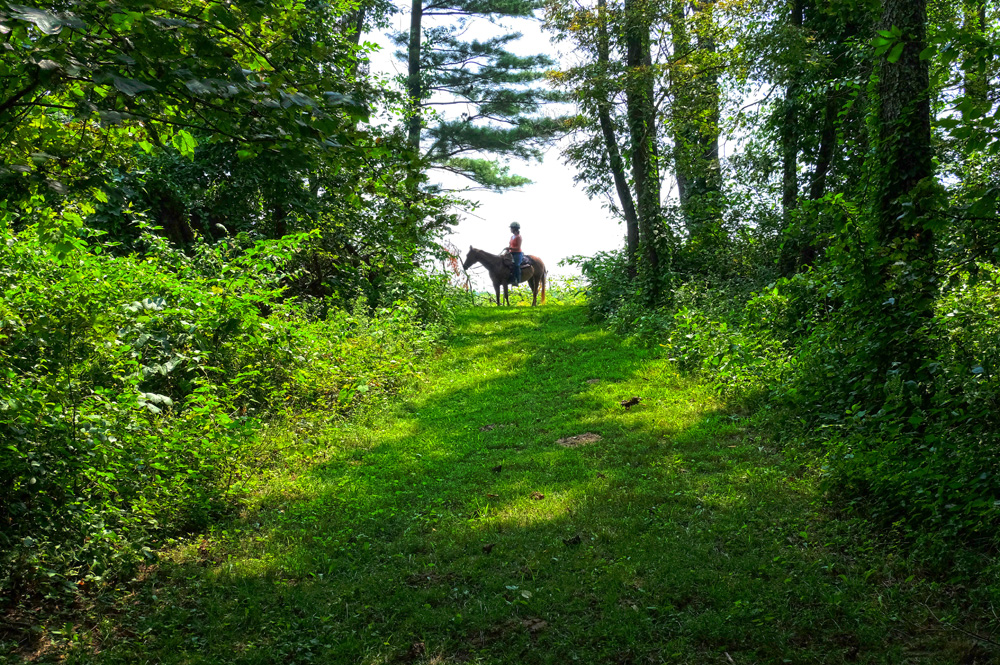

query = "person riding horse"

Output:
[[507, 222, 523, 285]]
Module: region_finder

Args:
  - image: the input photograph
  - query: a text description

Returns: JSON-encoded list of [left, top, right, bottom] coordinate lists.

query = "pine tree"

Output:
[[395, 0, 567, 190]]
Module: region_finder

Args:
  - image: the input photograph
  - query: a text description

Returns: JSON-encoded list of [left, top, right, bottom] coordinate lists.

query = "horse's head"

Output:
[[462, 246, 477, 270]]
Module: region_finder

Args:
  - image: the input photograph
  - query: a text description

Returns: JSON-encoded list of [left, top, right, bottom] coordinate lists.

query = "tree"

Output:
[[667, 0, 724, 252], [396, 0, 567, 190], [871, 0, 936, 393], [623, 0, 661, 286]]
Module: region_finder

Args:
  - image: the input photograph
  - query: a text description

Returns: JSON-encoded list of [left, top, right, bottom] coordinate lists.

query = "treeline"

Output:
[[544, 0, 1000, 555]]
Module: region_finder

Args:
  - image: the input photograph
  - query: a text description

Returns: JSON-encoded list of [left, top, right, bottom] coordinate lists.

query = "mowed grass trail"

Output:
[[56, 306, 989, 664]]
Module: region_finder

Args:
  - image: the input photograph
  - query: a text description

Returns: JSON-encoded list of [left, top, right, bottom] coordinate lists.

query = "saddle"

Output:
[[501, 251, 531, 268]]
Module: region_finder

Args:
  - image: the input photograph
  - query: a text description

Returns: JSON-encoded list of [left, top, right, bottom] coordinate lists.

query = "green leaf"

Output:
[[171, 130, 197, 159], [8, 4, 62, 34], [113, 76, 155, 97], [887, 42, 905, 63]]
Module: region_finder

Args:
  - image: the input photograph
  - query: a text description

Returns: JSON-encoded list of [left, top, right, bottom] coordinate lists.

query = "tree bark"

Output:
[[596, 0, 640, 276], [809, 89, 838, 201], [624, 0, 661, 286], [406, 0, 423, 150], [780, 0, 802, 218], [777, 0, 803, 275], [690, 0, 722, 242], [669, 0, 722, 248], [874, 0, 935, 400]]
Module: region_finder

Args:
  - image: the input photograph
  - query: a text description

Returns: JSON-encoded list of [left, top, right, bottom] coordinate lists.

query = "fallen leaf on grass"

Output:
[[620, 396, 642, 410], [402, 641, 425, 662], [586, 379, 600, 384], [491, 464, 503, 473], [405, 572, 457, 587], [479, 423, 509, 432], [556, 432, 602, 447], [521, 617, 548, 633], [530, 492, 544, 500], [485, 493, 499, 498], [482, 543, 495, 554]]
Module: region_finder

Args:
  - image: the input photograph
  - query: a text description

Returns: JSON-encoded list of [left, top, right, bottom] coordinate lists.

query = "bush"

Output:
[[580, 243, 1000, 550], [0, 225, 443, 602]]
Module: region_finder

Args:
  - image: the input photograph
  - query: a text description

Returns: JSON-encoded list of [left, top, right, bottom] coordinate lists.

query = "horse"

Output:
[[462, 246, 547, 306]]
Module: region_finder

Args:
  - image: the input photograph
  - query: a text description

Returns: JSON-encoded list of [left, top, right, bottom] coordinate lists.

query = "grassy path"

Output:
[[59, 306, 985, 664]]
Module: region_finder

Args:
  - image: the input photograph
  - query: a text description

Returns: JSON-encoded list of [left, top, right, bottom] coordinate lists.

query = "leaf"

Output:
[[9, 4, 63, 34], [887, 42, 905, 64], [171, 130, 197, 158], [113, 76, 155, 97]]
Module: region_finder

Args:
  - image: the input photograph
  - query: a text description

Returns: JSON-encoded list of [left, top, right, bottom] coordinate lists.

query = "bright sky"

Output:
[[364, 9, 627, 279]]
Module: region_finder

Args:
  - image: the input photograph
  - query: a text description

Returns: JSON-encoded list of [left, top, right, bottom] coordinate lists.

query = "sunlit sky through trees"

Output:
[[366, 7, 629, 280]]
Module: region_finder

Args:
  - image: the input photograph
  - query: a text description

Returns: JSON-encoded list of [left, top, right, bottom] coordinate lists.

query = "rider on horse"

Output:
[[508, 222, 523, 285]]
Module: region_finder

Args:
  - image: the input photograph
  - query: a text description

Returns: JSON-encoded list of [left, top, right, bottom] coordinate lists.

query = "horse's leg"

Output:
[[503, 284, 509, 306], [530, 277, 538, 306], [494, 281, 501, 306]]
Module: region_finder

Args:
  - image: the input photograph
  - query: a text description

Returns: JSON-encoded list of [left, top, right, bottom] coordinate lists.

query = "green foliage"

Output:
[[396, 1, 569, 190], [24, 306, 997, 664], [0, 223, 443, 603]]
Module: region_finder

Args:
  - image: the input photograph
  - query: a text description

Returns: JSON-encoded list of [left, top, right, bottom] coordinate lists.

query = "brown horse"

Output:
[[462, 247, 547, 306]]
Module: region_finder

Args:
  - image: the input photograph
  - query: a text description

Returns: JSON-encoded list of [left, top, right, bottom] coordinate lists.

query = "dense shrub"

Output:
[[581, 251, 1000, 550], [0, 225, 443, 602]]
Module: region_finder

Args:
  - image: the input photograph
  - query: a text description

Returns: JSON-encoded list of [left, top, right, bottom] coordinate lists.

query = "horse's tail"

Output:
[[541, 266, 547, 305]]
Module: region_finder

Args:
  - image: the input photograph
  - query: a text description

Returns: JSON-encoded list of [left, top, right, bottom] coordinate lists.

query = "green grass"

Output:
[[20, 306, 999, 664]]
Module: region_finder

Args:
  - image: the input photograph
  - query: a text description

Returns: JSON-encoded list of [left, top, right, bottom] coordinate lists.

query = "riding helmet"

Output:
[[509, 222, 521, 230]]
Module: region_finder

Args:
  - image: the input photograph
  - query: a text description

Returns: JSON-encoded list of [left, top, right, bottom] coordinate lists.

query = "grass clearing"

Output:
[[22, 306, 999, 664]]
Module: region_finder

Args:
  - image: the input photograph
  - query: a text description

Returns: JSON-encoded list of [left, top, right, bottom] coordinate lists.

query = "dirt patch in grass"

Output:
[[556, 432, 602, 447], [479, 423, 511, 432]]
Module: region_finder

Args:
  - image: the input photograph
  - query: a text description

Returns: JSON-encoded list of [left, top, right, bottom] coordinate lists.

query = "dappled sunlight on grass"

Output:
[[53, 306, 989, 665]]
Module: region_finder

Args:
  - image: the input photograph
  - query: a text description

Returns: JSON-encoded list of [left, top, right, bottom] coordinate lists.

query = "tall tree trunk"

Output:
[[809, 89, 838, 201], [624, 0, 661, 289], [778, 0, 803, 275], [690, 0, 722, 243], [796, 87, 840, 269], [874, 0, 935, 402], [669, 0, 722, 248], [596, 0, 640, 276], [342, 1, 367, 47], [668, 1, 692, 216], [406, 0, 423, 150]]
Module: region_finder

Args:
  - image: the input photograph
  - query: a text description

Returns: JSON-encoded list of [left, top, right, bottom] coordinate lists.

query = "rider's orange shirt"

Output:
[[509, 234, 522, 251]]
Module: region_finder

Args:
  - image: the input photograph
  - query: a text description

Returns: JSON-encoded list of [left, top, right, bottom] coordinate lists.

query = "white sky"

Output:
[[364, 9, 627, 278]]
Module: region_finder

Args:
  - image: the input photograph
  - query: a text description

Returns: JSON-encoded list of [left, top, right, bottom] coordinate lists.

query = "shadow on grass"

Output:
[[56, 306, 981, 665]]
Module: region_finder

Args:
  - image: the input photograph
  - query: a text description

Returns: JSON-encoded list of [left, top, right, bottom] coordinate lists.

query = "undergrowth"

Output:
[[576, 249, 1000, 559], [0, 226, 446, 608]]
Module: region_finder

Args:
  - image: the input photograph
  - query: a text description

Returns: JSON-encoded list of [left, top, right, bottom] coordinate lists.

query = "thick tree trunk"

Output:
[[690, 0, 722, 242], [668, 0, 691, 212], [406, 0, 423, 150], [876, 0, 932, 243], [596, 0, 639, 276], [874, 0, 935, 401], [624, 0, 661, 286], [669, 0, 722, 248]]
